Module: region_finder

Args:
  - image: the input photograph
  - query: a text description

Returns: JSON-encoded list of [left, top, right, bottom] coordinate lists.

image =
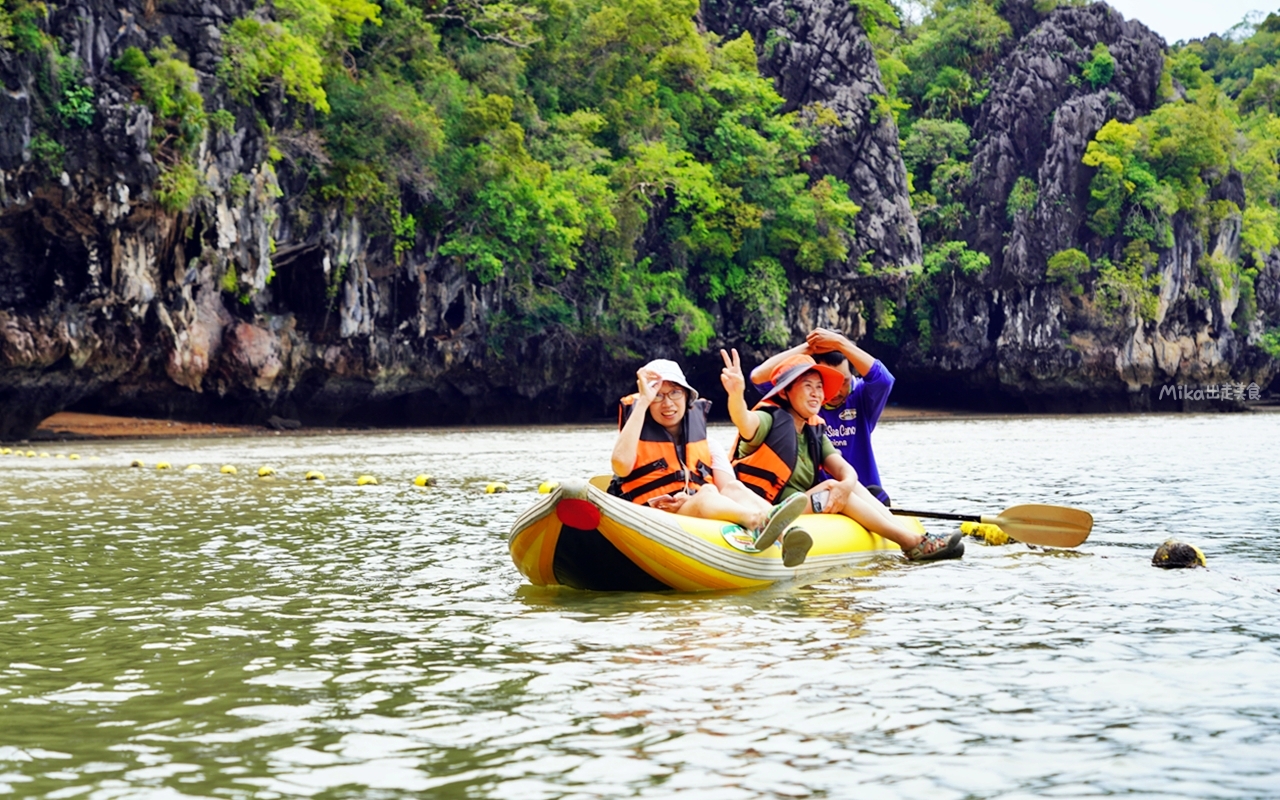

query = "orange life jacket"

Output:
[[611, 394, 715, 505], [731, 401, 825, 503]]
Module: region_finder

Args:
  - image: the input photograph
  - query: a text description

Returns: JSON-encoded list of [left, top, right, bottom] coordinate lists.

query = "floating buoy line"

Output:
[[1, 445, 562, 492]]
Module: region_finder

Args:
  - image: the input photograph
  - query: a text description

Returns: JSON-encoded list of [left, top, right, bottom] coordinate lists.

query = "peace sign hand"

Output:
[[720, 348, 745, 397]]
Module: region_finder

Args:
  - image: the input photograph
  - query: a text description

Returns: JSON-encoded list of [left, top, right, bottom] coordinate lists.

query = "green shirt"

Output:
[[736, 409, 836, 500]]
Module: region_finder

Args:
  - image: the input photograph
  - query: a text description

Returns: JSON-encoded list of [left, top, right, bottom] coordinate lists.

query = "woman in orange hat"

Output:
[[721, 348, 963, 563], [609, 359, 807, 551]]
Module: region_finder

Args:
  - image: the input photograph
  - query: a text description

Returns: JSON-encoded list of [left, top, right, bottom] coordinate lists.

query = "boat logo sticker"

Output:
[[722, 525, 770, 553], [839, 408, 857, 421]]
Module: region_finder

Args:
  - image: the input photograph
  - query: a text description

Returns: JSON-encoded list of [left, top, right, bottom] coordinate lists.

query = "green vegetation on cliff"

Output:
[[860, 0, 1015, 347], [115, 42, 210, 212], [0, 0, 862, 353], [9, 0, 1280, 361], [209, 0, 859, 351], [1074, 19, 1280, 330], [875, 1, 1280, 342], [3, 0, 99, 145]]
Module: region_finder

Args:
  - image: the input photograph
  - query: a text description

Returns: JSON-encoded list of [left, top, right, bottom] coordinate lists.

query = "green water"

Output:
[[1, 415, 1279, 798]]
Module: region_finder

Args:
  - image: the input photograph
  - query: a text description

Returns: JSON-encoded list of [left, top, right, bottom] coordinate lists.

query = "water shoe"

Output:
[[751, 494, 808, 551], [781, 527, 813, 567], [904, 530, 965, 562]]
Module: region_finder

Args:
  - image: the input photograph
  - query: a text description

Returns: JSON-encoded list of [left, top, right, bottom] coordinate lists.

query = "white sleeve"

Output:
[[707, 437, 732, 475]]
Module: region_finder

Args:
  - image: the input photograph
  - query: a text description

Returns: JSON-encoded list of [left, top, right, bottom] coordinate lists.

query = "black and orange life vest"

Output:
[[731, 401, 825, 503], [611, 394, 715, 505]]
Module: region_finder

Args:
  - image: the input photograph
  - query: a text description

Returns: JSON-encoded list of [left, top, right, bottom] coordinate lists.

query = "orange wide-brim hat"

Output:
[[759, 354, 846, 406]]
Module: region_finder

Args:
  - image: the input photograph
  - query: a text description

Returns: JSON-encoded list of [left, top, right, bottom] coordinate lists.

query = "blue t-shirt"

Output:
[[753, 360, 894, 498]]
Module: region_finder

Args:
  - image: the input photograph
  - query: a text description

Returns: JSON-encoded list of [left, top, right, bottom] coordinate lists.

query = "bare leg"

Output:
[[718, 479, 772, 516], [676, 485, 766, 530], [846, 481, 906, 529], [822, 492, 924, 550]]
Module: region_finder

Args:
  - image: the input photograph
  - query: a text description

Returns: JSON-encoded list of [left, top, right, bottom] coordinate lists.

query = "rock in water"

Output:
[[267, 415, 302, 431]]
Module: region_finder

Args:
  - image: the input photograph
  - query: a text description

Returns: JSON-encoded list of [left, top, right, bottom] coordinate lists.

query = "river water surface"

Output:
[[1, 413, 1279, 799]]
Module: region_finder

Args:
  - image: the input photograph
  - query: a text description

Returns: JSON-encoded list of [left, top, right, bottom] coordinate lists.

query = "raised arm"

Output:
[[610, 368, 660, 476], [748, 341, 811, 385], [807, 328, 875, 377], [720, 348, 759, 441]]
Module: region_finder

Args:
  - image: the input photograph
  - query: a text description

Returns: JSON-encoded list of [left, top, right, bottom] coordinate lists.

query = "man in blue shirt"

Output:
[[749, 328, 894, 503]]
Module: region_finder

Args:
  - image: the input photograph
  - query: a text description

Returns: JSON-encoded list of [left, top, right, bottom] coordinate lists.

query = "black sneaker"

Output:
[[904, 530, 964, 562]]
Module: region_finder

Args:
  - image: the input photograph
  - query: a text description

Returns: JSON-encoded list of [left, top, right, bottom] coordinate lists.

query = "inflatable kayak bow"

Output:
[[508, 479, 916, 592]]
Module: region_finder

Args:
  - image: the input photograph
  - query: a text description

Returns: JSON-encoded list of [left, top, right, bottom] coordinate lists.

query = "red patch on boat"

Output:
[[556, 498, 602, 530]]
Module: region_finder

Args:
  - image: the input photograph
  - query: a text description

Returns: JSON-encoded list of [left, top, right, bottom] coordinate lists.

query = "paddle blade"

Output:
[[982, 504, 1093, 548], [589, 474, 612, 491]]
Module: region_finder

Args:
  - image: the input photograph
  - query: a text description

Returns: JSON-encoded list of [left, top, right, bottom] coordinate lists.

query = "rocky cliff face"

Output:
[[0, 0, 914, 439], [1, 0, 262, 437], [0, 0, 630, 438], [896, 1, 1280, 409], [0, 0, 1276, 440], [701, 0, 921, 272]]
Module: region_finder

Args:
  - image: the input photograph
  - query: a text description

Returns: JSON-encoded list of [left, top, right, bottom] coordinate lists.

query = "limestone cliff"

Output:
[[0, 0, 619, 437], [0, 0, 1277, 440], [701, 0, 921, 271], [0, 0, 909, 438], [895, 1, 1280, 409]]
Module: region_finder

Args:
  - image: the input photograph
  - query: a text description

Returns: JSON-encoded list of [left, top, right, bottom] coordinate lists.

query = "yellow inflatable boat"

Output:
[[509, 480, 915, 592]]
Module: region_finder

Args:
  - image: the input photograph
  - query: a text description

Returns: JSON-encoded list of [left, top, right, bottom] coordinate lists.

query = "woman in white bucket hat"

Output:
[[609, 358, 807, 557]]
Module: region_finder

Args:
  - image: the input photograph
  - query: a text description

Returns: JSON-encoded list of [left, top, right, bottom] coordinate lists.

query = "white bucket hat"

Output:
[[641, 359, 699, 400]]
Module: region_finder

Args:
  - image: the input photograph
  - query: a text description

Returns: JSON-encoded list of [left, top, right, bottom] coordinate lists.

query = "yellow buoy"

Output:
[[960, 521, 1009, 546], [356, 475, 378, 486], [25, 450, 35, 457], [305, 471, 325, 481], [413, 474, 436, 487], [537, 481, 559, 494], [55, 453, 66, 459], [185, 464, 203, 472], [220, 465, 237, 474], [130, 460, 145, 468], [68, 454, 80, 460], [38, 452, 49, 458], [156, 461, 172, 470], [0, 448, 9, 455], [485, 482, 508, 494], [258, 466, 276, 477]]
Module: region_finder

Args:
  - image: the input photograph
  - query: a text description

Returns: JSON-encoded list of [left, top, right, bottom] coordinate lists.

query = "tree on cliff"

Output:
[[3, 0, 1278, 436], [205, 0, 863, 352]]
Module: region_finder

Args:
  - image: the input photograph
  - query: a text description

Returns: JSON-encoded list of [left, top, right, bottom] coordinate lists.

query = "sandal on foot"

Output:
[[751, 494, 808, 552], [904, 530, 964, 562], [781, 527, 813, 567]]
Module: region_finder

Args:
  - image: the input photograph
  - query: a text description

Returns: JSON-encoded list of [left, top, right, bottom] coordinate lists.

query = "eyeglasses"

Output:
[[653, 388, 686, 403]]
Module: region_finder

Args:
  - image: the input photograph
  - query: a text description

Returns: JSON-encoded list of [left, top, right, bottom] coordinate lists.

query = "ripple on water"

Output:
[[0, 416, 1278, 797]]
